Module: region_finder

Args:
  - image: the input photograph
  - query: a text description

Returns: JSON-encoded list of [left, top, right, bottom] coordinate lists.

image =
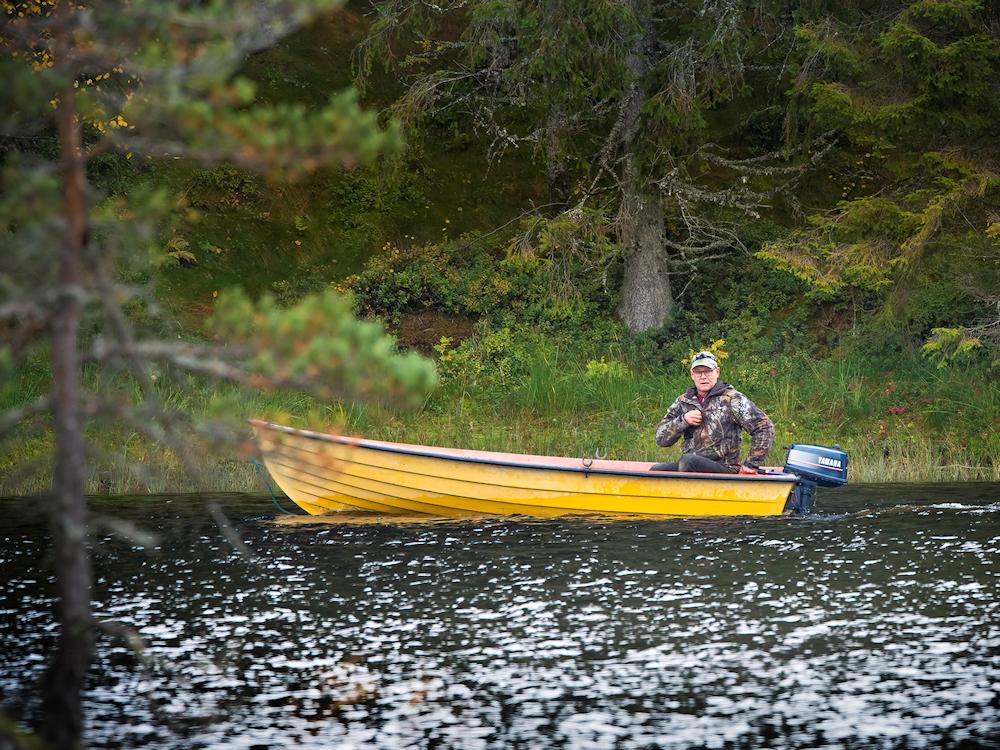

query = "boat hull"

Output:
[[251, 420, 797, 518]]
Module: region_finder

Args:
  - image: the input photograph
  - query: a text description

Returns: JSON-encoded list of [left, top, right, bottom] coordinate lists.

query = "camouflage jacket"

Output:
[[655, 381, 774, 469]]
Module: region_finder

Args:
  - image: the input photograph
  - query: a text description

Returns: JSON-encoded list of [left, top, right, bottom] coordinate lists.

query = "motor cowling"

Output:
[[783, 444, 848, 514], [784, 444, 849, 487]]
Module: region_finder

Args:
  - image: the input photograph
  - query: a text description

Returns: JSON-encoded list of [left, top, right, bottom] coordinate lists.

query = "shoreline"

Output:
[[2, 452, 996, 497]]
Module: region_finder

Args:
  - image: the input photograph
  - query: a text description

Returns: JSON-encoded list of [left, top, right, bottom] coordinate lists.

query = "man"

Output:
[[653, 351, 774, 474]]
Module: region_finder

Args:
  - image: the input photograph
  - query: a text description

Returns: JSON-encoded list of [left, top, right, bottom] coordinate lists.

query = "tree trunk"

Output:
[[541, 0, 569, 213], [618, 157, 672, 331], [545, 102, 570, 212], [615, 2, 672, 332], [40, 82, 94, 750]]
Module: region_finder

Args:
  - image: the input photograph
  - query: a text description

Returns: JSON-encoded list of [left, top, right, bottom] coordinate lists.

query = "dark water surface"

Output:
[[2, 485, 999, 749]]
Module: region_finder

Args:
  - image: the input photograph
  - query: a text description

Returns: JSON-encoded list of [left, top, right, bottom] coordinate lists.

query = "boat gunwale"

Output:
[[251, 420, 797, 484]]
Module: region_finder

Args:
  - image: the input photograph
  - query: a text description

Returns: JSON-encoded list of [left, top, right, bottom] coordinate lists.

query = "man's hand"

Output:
[[683, 410, 703, 427], [738, 464, 759, 475]]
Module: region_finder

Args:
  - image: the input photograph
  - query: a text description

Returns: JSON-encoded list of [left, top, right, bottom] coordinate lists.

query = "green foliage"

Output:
[[270, 265, 330, 306], [922, 327, 985, 368], [435, 322, 537, 387], [349, 211, 616, 328], [164, 236, 198, 266], [792, 22, 866, 82], [772, 0, 1000, 356], [797, 1, 1000, 142], [760, 197, 922, 298], [585, 357, 630, 380], [360, 0, 783, 221], [881, 2, 1000, 119], [187, 165, 263, 210], [207, 288, 437, 403]]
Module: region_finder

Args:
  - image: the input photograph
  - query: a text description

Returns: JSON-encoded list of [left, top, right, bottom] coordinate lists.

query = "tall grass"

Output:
[[349, 348, 998, 483], [0, 360, 331, 495], [2, 345, 997, 495]]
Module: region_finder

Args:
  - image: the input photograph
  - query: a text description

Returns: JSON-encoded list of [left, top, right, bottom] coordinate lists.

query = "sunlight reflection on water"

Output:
[[1, 484, 999, 748]]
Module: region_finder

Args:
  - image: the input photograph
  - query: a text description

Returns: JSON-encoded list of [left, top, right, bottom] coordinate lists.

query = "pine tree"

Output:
[[1, 2, 435, 746]]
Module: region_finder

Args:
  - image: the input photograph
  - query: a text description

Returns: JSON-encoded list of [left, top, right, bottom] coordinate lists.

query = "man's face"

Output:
[[691, 365, 719, 392]]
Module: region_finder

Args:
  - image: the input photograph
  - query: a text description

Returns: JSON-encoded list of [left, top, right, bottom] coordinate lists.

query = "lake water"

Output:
[[1, 484, 999, 749]]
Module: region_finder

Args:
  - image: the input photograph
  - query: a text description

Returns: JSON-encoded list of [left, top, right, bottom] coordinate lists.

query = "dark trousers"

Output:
[[651, 454, 736, 474]]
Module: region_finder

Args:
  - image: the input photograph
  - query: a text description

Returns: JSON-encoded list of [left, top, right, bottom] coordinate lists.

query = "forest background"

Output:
[[3, 0, 999, 494]]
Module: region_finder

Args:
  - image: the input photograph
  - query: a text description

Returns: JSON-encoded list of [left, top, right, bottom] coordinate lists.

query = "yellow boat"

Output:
[[250, 419, 808, 518]]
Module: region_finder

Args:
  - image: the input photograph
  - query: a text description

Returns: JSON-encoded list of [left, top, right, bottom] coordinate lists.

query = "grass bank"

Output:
[[341, 347, 999, 485], [2, 341, 996, 497]]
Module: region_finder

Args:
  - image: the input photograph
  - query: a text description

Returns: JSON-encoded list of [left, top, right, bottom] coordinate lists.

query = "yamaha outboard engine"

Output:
[[783, 444, 849, 514]]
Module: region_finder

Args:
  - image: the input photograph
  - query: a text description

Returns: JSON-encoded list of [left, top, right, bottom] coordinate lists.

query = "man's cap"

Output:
[[690, 351, 719, 370]]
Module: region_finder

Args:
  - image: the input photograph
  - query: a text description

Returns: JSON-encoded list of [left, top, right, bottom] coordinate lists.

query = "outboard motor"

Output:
[[783, 444, 849, 514]]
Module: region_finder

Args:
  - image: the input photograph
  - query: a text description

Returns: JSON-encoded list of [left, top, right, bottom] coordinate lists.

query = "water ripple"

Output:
[[1, 484, 999, 748]]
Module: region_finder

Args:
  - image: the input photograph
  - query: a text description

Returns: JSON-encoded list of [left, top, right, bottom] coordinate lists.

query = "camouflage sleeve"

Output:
[[655, 396, 688, 447], [731, 393, 774, 467]]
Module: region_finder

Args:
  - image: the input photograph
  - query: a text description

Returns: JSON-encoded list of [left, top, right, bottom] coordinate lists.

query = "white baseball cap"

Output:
[[690, 351, 719, 370]]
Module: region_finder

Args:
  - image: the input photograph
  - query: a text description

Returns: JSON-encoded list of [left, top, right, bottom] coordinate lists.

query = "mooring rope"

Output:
[[249, 459, 296, 515]]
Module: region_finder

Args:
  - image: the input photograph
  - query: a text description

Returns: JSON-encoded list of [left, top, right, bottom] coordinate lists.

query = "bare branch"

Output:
[[90, 515, 159, 549], [658, 173, 770, 216], [89, 339, 253, 381], [0, 396, 51, 438], [697, 133, 837, 176], [88, 338, 382, 401], [0, 299, 46, 323], [208, 501, 256, 562], [90, 136, 361, 172], [95, 619, 148, 661], [79, 392, 210, 488]]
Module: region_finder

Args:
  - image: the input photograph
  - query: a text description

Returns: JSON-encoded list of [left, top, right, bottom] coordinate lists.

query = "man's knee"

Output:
[[678, 454, 699, 472]]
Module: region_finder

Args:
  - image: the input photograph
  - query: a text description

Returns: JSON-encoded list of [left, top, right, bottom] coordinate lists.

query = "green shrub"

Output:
[[187, 165, 262, 210]]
